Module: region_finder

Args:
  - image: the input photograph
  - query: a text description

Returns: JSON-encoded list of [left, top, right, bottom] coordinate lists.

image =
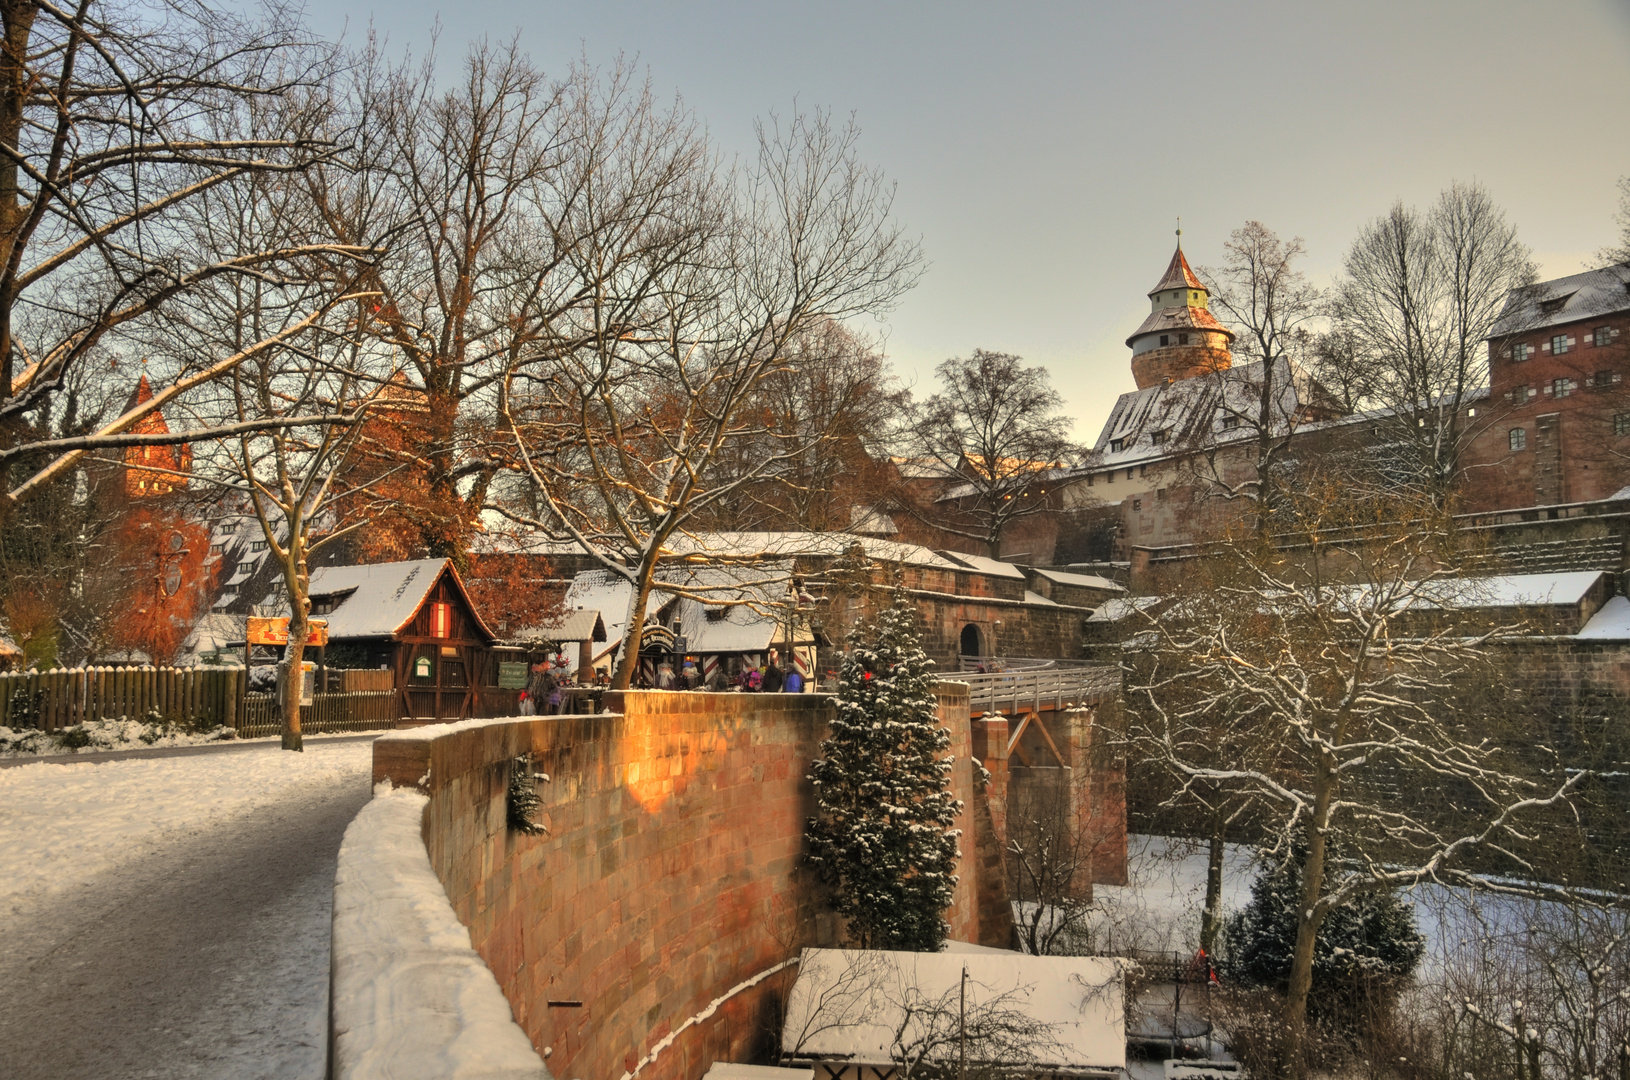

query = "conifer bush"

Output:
[[806, 589, 962, 951]]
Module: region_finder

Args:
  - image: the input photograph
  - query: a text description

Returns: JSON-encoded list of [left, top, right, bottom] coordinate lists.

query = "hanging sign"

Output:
[[497, 662, 529, 689], [246, 616, 329, 647]]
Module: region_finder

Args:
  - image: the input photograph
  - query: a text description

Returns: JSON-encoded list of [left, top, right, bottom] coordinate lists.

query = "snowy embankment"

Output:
[[0, 717, 239, 756], [330, 783, 548, 1080], [0, 742, 372, 916]]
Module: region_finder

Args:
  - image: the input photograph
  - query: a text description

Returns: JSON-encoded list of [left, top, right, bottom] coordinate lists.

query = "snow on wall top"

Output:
[[665, 531, 966, 571], [781, 948, 1124, 1071], [330, 786, 550, 1080], [1414, 570, 1606, 610], [1574, 594, 1630, 639]]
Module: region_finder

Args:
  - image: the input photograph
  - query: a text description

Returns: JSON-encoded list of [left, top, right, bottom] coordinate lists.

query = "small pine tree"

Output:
[[806, 589, 962, 951], [1223, 843, 1425, 1025]]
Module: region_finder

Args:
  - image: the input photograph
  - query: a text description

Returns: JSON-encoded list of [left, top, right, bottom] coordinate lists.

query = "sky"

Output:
[[303, 0, 1630, 441]]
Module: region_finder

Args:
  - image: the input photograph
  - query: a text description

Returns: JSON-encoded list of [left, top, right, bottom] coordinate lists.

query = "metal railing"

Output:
[[944, 662, 1119, 715]]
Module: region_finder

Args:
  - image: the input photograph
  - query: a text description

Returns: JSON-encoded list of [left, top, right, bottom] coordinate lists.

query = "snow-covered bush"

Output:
[[0, 717, 237, 756], [806, 588, 962, 951]]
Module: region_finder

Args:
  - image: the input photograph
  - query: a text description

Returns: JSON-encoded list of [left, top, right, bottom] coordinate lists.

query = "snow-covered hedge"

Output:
[[330, 783, 550, 1080], [0, 717, 238, 756]]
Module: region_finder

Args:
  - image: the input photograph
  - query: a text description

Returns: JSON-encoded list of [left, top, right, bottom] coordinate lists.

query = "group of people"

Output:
[[648, 650, 806, 693], [518, 657, 607, 715]]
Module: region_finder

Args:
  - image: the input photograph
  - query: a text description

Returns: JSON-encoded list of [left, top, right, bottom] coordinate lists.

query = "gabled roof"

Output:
[[261, 558, 496, 642], [517, 607, 605, 643], [1148, 244, 1205, 295], [1030, 567, 1126, 592], [1489, 262, 1630, 338]]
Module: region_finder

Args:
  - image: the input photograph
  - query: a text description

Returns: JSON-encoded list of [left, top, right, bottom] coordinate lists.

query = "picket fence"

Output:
[[0, 665, 403, 736]]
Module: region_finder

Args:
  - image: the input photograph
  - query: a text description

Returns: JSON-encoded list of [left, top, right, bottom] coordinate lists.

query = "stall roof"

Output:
[[782, 948, 1124, 1073], [259, 558, 495, 641], [516, 607, 606, 644]]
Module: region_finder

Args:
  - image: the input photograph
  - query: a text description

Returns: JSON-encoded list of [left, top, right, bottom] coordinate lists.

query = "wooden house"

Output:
[[266, 559, 503, 723]]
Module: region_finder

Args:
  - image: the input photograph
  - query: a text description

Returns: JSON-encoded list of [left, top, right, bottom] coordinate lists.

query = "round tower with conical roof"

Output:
[[1125, 231, 1233, 389]]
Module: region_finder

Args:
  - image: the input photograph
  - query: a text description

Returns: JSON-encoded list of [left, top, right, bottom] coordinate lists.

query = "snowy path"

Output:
[[0, 739, 374, 1079]]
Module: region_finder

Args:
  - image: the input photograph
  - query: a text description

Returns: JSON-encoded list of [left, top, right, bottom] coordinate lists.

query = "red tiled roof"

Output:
[[1148, 245, 1205, 295]]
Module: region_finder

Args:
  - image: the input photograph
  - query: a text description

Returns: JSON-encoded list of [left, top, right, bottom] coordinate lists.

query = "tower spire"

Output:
[[1176, 217, 1181, 249]]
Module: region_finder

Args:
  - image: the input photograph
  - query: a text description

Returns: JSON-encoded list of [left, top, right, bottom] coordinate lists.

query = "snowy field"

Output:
[[0, 741, 374, 1080]]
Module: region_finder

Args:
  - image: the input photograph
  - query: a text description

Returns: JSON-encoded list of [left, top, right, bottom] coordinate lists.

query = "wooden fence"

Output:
[[237, 690, 400, 739], [0, 666, 243, 732], [0, 665, 404, 737]]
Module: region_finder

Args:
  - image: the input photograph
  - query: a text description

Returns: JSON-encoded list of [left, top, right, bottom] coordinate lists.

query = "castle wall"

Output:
[[366, 686, 1123, 1080]]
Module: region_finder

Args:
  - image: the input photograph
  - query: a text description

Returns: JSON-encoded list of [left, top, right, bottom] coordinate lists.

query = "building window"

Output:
[[1595, 370, 1619, 388], [1220, 414, 1239, 430], [210, 542, 225, 555], [1511, 343, 1530, 362], [1508, 428, 1527, 451], [1541, 296, 1567, 314], [1552, 334, 1570, 355], [1617, 414, 1630, 437], [1178, 333, 1189, 345], [1105, 470, 1114, 483], [1109, 438, 1124, 453], [1597, 326, 1614, 348], [1467, 407, 1477, 418], [1159, 334, 1169, 347], [249, 540, 268, 552], [1127, 467, 1136, 480], [1150, 429, 1169, 446], [1132, 498, 1142, 511], [430, 601, 452, 638], [1553, 377, 1577, 398], [1508, 384, 1530, 403]]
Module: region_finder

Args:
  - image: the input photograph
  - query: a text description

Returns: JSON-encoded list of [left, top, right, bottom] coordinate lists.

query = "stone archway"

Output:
[[959, 623, 984, 659]]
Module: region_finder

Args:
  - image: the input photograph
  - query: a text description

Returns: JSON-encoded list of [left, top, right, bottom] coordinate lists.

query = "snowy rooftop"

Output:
[[1030, 568, 1126, 593], [1489, 262, 1630, 338], [1577, 594, 1630, 639], [937, 550, 1029, 580], [665, 531, 967, 571], [1087, 596, 1161, 623], [1412, 570, 1608, 610], [260, 559, 490, 641], [781, 948, 1124, 1072]]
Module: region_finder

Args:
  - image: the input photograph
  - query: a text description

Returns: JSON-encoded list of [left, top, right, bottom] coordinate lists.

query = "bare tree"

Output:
[[907, 350, 1080, 559], [498, 106, 922, 688], [1329, 181, 1537, 502], [1598, 175, 1630, 267], [0, 0, 365, 515], [1195, 222, 1329, 532], [1120, 477, 1587, 1078], [1006, 763, 1105, 958]]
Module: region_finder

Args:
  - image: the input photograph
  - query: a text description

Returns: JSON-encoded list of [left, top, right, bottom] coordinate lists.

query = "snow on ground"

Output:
[[1090, 834, 1261, 958], [0, 740, 373, 916]]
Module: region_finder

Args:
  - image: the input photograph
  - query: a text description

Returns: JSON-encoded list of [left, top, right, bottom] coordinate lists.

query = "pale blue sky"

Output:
[[305, 0, 1630, 438]]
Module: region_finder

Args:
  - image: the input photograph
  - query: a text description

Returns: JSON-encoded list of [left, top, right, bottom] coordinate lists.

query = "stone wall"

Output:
[[368, 686, 1081, 1080]]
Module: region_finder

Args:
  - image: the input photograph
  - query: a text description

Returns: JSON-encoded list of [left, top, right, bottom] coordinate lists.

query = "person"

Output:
[[680, 659, 699, 690], [739, 661, 762, 692], [761, 652, 784, 693], [782, 665, 803, 694], [540, 667, 559, 715], [518, 690, 535, 716], [657, 661, 675, 690]]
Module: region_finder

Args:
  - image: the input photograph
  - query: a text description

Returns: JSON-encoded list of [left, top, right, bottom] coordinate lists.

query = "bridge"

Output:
[[943, 658, 1121, 768]]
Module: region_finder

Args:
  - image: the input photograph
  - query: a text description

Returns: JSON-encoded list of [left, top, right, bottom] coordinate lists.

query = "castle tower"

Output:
[[1125, 233, 1234, 389], [123, 373, 191, 497]]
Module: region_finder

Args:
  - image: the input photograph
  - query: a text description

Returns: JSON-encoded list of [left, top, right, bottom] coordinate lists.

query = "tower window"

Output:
[[1508, 428, 1527, 451], [1159, 335, 1169, 347], [1178, 333, 1189, 345]]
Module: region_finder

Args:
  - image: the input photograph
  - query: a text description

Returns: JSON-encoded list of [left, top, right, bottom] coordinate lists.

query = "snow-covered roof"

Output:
[[781, 948, 1124, 1072], [516, 607, 605, 643], [562, 570, 652, 659], [849, 505, 899, 535], [1125, 303, 1232, 348], [1022, 590, 1058, 606], [666, 531, 967, 571], [261, 559, 494, 641], [1577, 595, 1630, 640], [1088, 358, 1339, 470], [937, 551, 1029, 580], [1489, 262, 1630, 338], [666, 563, 812, 654], [1030, 568, 1126, 593], [1414, 570, 1607, 610], [1087, 596, 1161, 623], [182, 612, 244, 655]]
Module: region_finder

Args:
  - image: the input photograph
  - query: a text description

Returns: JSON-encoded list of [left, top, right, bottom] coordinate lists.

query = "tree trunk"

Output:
[[610, 569, 656, 690], [277, 544, 310, 751], [1279, 769, 1336, 1078], [1200, 826, 1226, 956]]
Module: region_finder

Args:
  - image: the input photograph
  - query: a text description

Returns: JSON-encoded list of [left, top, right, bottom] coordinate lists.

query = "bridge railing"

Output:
[[943, 662, 1120, 715]]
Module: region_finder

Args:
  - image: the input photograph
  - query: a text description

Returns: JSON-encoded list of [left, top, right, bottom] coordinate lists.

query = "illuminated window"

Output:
[[1508, 428, 1527, 451], [431, 602, 452, 638]]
